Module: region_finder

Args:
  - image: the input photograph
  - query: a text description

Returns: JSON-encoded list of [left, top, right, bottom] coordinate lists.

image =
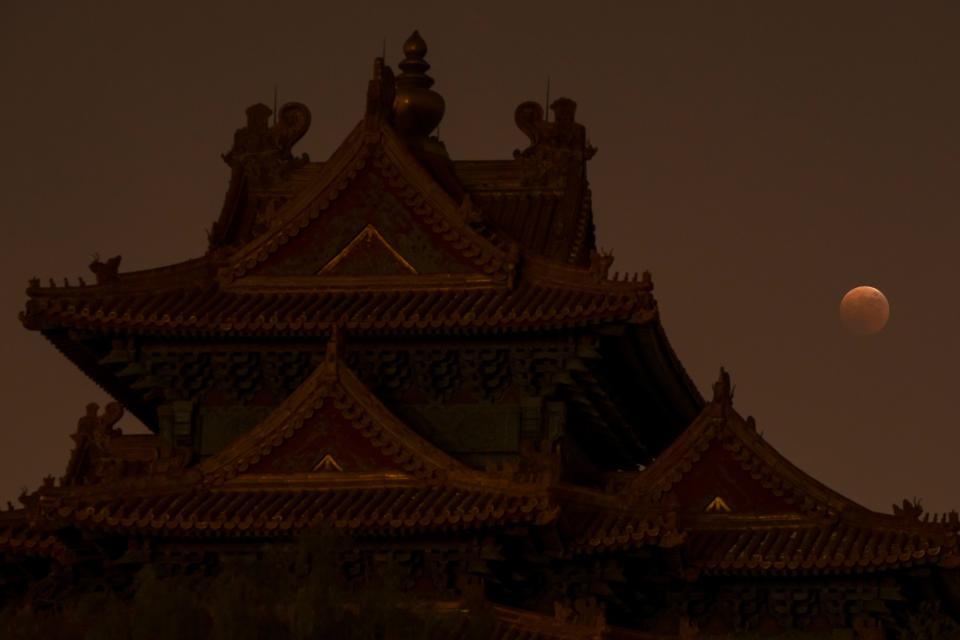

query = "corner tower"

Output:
[[7, 32, 957, 636]]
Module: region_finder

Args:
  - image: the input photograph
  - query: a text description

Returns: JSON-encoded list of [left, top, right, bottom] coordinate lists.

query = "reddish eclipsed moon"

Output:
[[839, 286, 890, 335]]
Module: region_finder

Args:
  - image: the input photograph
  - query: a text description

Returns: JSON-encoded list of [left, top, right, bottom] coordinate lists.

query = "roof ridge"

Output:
[[522, 253, 656, 295], [25, 255, 219, 299]]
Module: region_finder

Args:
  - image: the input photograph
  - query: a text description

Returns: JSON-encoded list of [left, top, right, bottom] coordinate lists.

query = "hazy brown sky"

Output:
[[1, 2, 957, 513]]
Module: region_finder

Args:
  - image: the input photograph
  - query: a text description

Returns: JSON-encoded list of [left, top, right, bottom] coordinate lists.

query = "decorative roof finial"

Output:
[[641, 270, 653, 289], [89, 254, 122, 285], [399, 31, 429, 77], [366, 57, 395, 121], [393, 31, 445, 139], [711, 367, 734, 406], [513, 95, 597, 186]]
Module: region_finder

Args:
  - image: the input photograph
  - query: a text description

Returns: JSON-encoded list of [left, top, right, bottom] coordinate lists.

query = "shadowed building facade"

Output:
[[3, 32, 959, 637]]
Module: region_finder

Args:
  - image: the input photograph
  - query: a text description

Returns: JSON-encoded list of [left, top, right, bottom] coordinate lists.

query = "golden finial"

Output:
[[393, 30, 445, 139]]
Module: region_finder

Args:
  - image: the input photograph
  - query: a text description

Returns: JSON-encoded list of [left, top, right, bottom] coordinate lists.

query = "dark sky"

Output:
[[2, 2, 958, 513]]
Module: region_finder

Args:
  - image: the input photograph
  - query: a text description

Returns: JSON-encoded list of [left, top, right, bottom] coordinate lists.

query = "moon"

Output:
[[839, 286, 890, 335]]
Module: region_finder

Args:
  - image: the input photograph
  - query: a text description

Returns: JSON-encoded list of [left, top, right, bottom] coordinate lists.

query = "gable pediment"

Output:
[[669, 439, 798, 517], [252, 166, 478, 277], [618, 398, 859, 523], [200, 341, 468, 484], [220, 122, 515, 286], [241, 399, 406, 475]]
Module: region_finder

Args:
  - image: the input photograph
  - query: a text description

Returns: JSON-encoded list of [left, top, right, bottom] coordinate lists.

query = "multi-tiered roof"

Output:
[[4, 31, 958, 637]]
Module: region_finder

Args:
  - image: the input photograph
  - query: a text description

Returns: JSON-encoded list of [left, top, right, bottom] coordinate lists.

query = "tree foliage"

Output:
[[0, 535, 494, 640]]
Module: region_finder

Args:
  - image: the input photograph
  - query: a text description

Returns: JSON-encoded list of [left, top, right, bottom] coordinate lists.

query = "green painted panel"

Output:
[[400, 404, 521, 453], [198, 406, 272, 456]]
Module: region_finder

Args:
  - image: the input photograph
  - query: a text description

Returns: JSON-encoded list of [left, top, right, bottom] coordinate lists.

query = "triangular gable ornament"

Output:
[[705, 496, 732, 513], [318, 224, 417, 276], [313, 453, 343, 472]]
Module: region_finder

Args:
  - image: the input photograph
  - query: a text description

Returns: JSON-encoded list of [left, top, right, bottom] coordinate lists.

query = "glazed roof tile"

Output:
[[32, 342, 558, 538], [198, 333, 474, 483], [0, 512, 71, 562], [551, 485, 675, 555], [455, 161, 594, 268], [21, 109, 651, 337], [587, 377, 960, 573], [48, 480, 552, 537], [217, 121, 517, 284], [22, 272, 653, 336], [685, 515, 958, 575]]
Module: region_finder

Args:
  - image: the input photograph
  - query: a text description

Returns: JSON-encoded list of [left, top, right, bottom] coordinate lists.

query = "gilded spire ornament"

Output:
[[392, 30, 445, 139]]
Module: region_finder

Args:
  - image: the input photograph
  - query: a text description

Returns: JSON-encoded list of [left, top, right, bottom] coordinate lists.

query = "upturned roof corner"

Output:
[[8, 29, 960, 631]]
